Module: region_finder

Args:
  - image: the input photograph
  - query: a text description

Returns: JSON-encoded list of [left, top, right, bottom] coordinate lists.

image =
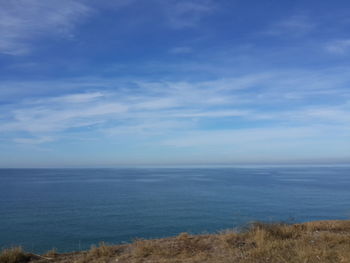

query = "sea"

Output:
[[0, 166, 349, 253]]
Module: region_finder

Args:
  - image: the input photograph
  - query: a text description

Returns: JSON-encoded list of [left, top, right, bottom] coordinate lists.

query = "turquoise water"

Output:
[[0, 166, 349, 253]]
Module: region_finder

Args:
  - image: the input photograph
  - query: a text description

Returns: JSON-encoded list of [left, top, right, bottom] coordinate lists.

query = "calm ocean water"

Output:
[[0, 166, 349, 253]]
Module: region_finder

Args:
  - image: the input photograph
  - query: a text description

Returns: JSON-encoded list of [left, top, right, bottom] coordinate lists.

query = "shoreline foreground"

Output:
[[1, 220, 350, 263]]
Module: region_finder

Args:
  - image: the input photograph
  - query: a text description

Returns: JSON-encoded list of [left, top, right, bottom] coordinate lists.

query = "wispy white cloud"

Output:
[[0, 0, 91, 55], [169, 46, 193, 54], [159, 124, 350, 163], [160, 0, 215, 29], [325, 39, 350, 54], [13, 136, 54, 144], [252, 105, 350, 125], [0, 0, 217, 55], [169, 109, 250, 118], [161, 126, 320, 147], [1, 97, 127, 133], [103, 120, 192, 136], [52, 92, 104, 103], [1, 67, 349, 145], [264, 15, 316, 37]]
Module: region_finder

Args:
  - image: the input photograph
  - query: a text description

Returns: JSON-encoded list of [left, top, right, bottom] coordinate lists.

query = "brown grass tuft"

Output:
[[42, 248, 58, 259], [74, 242, 117, 263], [0, 247, 30, 263]]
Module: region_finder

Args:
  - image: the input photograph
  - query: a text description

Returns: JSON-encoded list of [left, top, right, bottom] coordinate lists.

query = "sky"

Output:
[[0, 0, 350, 167]]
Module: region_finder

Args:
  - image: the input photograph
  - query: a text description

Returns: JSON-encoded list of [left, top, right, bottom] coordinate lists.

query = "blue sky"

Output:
[[0, 0, 350, 167]]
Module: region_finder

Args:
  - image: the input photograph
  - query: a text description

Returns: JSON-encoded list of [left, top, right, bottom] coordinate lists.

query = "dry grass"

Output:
[[42, 248, 58, 259], [0, 247, 30, 263], [2, 220, 350, 263], [75, 242, 121, 263]]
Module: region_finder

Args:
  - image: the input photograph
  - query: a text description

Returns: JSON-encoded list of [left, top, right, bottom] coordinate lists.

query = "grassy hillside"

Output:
[[1, 220, 350, 263]]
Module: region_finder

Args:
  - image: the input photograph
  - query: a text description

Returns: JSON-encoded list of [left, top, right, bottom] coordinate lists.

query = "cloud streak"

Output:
[[264, 15, 316, 37], [0, 0, 217, 55], [0, 0, 92, 55], [326, 39, 350, 54], [1, 67, 350, 147], [161, 0, 215, 29]]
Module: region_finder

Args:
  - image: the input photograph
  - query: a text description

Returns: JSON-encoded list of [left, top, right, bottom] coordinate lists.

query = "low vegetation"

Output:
[[1, 220, 350, 263], [0, 247, 30, 263]]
